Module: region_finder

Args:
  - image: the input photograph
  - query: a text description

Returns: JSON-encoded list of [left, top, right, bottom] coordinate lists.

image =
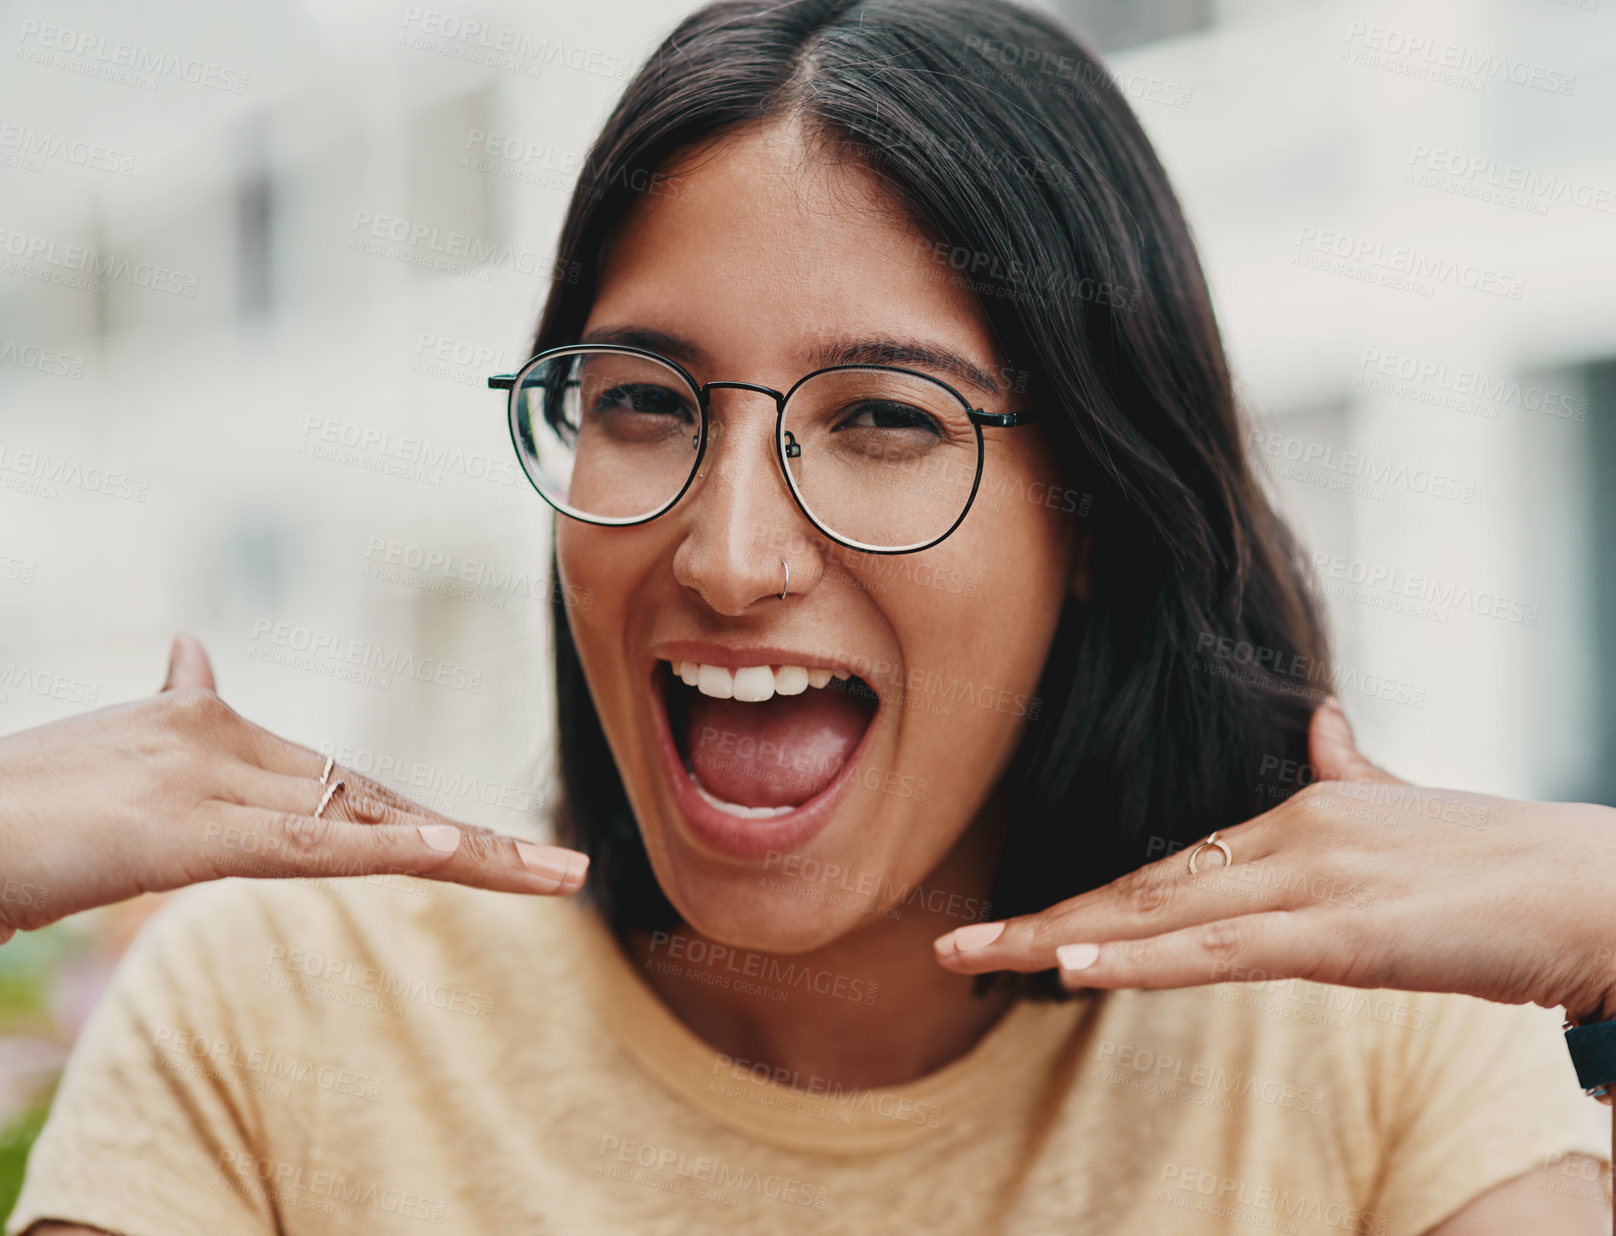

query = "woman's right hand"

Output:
[[0, 632, 589, 943]]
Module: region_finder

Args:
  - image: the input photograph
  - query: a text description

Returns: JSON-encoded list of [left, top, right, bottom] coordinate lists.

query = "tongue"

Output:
[[686, 685, 872, 808]]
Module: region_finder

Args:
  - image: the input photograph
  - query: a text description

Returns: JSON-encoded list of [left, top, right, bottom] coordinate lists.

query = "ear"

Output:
[[1067, 529, 1092, 604]]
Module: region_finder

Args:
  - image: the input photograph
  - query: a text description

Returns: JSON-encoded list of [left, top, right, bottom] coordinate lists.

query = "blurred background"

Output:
[[2, 0, 1612, 1215]]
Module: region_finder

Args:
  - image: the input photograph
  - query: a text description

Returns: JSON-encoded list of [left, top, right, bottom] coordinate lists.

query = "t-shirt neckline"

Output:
[[563, 900, 1097, 1155]]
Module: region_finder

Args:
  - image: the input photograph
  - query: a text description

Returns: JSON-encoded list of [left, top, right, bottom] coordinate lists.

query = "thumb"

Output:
[[161, 632, 218, 693], [1308, 696, 1403, 785]]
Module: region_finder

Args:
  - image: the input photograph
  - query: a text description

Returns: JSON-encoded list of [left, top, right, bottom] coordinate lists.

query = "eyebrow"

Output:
[[577, 325, 1002, 397], [813, 337, 1001, 396]]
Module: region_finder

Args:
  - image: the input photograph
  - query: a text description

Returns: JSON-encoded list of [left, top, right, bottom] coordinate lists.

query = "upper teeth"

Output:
[[670, 661, 852, 701]]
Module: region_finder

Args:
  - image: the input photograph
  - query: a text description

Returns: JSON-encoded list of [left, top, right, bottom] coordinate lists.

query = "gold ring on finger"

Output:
[[1187, 830, 1233, 876]]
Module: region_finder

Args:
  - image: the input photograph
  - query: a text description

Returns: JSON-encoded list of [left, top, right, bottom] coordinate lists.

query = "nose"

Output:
[[670, 391, 824, 615]]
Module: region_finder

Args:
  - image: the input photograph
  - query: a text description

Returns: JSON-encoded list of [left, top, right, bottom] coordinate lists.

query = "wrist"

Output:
[[1566, 995, 1616, 1028], [1565, 946, 1616, 1026]]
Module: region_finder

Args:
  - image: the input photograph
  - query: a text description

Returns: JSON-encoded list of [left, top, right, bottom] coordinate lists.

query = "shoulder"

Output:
[[115, 875, 589, 1023], [1087, 980, 1587, 1123], [1137, 977, 1580, 1084], [125, 875, 435, 980], [1169, 978, 1604, 1146], [138, 871, 577, 953]]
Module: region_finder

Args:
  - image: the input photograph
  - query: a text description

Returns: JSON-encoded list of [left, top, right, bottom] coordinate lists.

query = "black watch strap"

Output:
[[1563, 1015, 1616, 1101]]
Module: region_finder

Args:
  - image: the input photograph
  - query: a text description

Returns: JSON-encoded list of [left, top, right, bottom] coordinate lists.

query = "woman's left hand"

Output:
[[934, 699, 1616, 1025]]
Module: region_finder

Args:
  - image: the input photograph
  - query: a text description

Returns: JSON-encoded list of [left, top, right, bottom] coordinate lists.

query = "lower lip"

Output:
[[647, 665, 880, 862]]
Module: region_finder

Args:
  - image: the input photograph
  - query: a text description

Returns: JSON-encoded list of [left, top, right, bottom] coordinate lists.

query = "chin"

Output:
[[640, 823, 892, 956]]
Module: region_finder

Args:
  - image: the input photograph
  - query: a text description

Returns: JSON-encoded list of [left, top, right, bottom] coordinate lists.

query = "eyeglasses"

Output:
[[488, 344, 1042, 555]]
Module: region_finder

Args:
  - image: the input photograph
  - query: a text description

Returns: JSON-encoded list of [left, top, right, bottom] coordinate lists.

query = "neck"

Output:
[[625, 815, 1012, 1092]]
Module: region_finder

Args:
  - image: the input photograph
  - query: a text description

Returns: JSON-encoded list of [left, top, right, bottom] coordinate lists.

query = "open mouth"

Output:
[[657, 659, 880, 820]]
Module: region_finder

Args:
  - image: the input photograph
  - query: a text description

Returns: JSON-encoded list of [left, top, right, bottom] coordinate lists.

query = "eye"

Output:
[[591, 381, 695, 421], [837, 400, 943, 436]]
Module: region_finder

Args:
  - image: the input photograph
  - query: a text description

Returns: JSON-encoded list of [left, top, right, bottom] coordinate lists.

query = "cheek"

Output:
[[929, 464, 1073, 663], [555, 521, 646, 692], [557, 521, 635, 610], [554, 520, 589, 595], [860, 487, 1071, 817]]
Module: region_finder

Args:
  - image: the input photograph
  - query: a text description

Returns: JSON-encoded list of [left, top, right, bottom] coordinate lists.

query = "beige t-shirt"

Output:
[[8, 875, 1610, 1235]]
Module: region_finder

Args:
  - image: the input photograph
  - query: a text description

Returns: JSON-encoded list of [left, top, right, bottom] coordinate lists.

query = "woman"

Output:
[[8, 1, 1613, 1232]]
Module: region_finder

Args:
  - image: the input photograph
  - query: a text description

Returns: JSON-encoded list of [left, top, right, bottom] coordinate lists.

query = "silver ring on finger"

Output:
[[1187, 830, 1233, 876]]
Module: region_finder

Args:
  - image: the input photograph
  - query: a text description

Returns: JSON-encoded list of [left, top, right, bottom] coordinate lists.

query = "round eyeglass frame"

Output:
[[489, 343, 1043, 556]]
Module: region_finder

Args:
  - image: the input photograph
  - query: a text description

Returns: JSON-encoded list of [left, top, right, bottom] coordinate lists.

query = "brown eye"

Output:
[[837, 400, 944, 436]]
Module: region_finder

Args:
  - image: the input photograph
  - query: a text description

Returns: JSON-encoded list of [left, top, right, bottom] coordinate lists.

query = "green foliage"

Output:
[[1, 921, 93, 1223], [0, 1092, 55, 1224]]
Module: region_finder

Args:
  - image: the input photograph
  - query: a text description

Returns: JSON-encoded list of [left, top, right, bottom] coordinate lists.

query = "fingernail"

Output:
[[949, 922, 1005, 952], [562, 853, 590, 888], [418, 824, 462, 853], [517, 842, 573, 885], [1057, 942, 1099, 970]]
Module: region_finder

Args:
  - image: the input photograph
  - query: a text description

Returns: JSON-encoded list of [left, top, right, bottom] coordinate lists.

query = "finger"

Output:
[[323, 764, 469, 831], [198, 800, 589, 894], [234, 764, 419, 828], [227, 765, 590, 893], [407, 820, 590, 895], [245, 730, 480, 832], [229, 731, 592, 889], [933, 838, 1292, 975], [1308, 696, 1403, 785], [161, 632, 217, 693], [1049, 908, 1351, 992]]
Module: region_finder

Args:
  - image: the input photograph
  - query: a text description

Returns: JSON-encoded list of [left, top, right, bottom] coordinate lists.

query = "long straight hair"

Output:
[[533, 0, 1329, 998]]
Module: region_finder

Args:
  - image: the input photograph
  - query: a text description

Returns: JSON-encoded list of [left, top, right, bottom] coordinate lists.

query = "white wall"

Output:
[[3, 0, 1611, 824]]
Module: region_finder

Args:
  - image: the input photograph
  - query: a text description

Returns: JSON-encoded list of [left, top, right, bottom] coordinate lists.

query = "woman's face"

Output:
[[558, 121, 1081, 953]]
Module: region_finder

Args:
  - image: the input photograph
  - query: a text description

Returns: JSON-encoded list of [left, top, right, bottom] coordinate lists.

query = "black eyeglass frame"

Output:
[[489, 343, 1043, 556]]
